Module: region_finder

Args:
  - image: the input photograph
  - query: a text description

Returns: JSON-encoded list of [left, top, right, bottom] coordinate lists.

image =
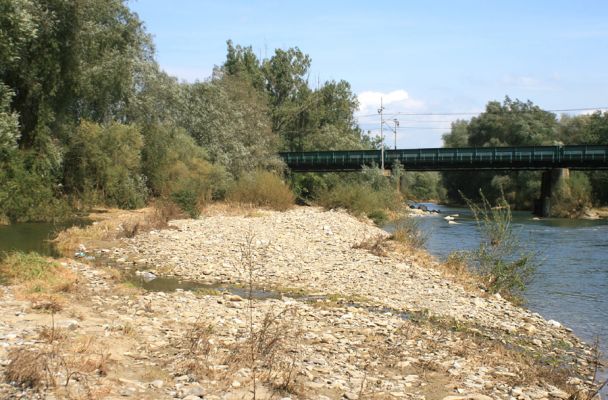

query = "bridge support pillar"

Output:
[[534, 168, 569, 217]]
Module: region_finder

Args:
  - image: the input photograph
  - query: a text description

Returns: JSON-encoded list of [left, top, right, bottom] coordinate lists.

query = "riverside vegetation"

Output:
[[2, 1, 608, 224]]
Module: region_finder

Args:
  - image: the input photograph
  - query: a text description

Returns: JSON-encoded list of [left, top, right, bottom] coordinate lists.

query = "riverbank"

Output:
[[0, 206, 603, 399]]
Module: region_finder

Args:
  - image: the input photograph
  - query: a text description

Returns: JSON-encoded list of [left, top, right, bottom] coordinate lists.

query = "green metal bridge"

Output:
[[280, 145, 608, 172]]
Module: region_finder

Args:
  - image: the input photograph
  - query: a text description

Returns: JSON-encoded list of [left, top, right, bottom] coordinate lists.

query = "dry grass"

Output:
[[5, 330, 110, 396], [390, 217, 428, 248], [0, 253, 77, 301], [225, 306, 303, 395], [353, 234, 389, 257], [53, 205, 177, 256], [5, 348, 48, 389]]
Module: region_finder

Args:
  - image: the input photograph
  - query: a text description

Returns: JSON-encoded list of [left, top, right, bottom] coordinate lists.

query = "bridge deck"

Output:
[[280, 145, 608, 172]]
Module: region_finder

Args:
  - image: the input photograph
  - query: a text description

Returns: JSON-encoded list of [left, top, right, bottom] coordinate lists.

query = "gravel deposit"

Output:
[[0, 206, 601, 399]]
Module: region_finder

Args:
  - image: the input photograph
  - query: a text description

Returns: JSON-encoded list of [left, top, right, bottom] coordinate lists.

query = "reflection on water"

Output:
[[388, 204, 608, 387], [0, 220, 90, 257]]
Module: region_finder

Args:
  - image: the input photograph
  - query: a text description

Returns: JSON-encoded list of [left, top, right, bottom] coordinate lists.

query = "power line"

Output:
[[355, 106, 608, 118]]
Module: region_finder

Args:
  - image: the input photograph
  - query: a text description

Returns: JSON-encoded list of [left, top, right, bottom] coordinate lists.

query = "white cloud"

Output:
[[356, 89, 425, 118], [163, 65, 213, 83]]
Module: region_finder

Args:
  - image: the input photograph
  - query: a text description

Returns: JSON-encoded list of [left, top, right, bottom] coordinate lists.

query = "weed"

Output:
[[461, 190, 538, 299], [0, 252, 77, 297], [390, 216, 427, 248], [5, 348, 48, 389], [316, 181, 400, 224], [353, 234, 389, 257]]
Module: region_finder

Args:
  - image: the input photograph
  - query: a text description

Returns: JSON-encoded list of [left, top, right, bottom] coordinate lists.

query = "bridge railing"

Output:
[[280, 145, 608, 172]]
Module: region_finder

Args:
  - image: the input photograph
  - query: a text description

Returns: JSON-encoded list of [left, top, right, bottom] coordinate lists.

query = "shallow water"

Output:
[[0, 219, 90, 257], [388, 204, 608, 388]]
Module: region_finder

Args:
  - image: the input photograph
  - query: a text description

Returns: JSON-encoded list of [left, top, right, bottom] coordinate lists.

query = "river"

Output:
[[391, 203, 607, 389], [0, 219, 90, 258]]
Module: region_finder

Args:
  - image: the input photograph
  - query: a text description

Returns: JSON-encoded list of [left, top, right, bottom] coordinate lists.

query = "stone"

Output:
[[150, 380, 164, 389], [442, 395, 493, 400], [182, 384, 204, 397], [549, 390, 569, 399]]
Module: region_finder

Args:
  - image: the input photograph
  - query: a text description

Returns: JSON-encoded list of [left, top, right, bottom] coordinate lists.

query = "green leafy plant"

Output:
[[462, 190, 538, 299]]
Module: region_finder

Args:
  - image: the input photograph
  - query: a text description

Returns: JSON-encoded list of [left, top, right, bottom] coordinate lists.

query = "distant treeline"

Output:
[[440, 98, 608, 216], [1, 1, 606, 223], [0, 0, 374, 222]]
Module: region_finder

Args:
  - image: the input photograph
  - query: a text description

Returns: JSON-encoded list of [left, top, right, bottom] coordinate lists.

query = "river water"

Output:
[[0, 219, 90, 258], [391, 203, 607, 386]]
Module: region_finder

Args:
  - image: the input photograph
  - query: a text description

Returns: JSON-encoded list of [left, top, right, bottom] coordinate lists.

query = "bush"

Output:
[[316, 181, 401, 224], [63, 121, 148, 209], [227, 171, 295, 211], [550, 171, 592, 218], [0, 152, 71, 223], [462, 190, 537, 299], [171, 189, 200, 218], [390, 217, 427, 248]]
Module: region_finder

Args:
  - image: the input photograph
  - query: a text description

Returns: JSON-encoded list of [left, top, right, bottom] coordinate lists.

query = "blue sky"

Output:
[[130, 0, 608, 148]]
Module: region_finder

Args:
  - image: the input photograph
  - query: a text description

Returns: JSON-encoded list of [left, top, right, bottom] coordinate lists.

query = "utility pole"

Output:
[[378, 98, 385, 170], [393, 118, 399, 150]]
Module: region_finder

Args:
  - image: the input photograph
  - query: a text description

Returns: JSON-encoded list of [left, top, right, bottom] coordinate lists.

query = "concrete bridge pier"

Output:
[[534, 168, 570, 217]]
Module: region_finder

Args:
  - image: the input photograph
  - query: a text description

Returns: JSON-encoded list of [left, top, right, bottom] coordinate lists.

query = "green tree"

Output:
[[0, 84, 19, 160], [441, 98, 576, 211], [63, 121, 147, 208], [180, 74, 281, 178]]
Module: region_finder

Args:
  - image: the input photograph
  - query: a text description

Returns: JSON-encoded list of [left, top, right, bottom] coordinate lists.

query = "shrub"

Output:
[[63, 121, 148, 209], [316, 181, 401, 224], [462, 190, 537, 299], [171, 189, 200, 218], [0, 151, 71, 223], [550, 171, 592, 218], [390, 217, 427, 248], [227, 171, 295, 211]]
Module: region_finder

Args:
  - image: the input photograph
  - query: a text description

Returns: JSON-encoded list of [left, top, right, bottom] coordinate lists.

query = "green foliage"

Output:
[[141, 123, 229, 201], [440, 98, 608, 211], [463, 191, 537, 298], [549, 171, 592, 218], [0, 150, 70, 223], [316, 168, 401, 224], [180, 74, 282, 177], [170, 190, 200, 219], [0, 83, 19, 160], [401, 171, 446, 202], [63, 121, 147, 209], [227, 171, 295, 211], [221, 42, 368, 153]]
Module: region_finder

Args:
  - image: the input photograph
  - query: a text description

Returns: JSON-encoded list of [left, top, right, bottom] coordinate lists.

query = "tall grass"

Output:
[[227, 171, 295, 211]]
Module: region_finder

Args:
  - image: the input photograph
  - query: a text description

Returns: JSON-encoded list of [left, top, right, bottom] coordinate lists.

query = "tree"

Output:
[[63, 121, 147, 208], [0, 84, 19, 160], [442, 98, 566, 209], [180, 74, 281, 178]]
